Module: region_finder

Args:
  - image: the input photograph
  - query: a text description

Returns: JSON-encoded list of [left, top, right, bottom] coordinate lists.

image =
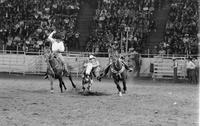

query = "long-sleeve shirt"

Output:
[[48, 31, 65, 52], [90, 59, 100, 68]]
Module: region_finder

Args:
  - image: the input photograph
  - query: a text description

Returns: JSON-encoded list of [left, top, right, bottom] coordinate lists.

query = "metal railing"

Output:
[[0, 49, 198, 58], [0, 50, 198, 78]]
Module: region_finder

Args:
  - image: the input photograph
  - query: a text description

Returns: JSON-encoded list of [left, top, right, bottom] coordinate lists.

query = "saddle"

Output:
[[46, 53, 66, 78], [49, 53, 65, 70]]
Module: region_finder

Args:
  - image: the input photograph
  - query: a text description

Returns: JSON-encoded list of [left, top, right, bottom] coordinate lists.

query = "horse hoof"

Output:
[[50, 90, 54, 94], [82, 88, 85, 92], [118, 92, 122, 97]]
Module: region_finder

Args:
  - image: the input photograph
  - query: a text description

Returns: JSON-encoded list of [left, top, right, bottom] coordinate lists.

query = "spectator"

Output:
[[86, 0, 159, 53], [161, 0, 198, 55], [186, 57, 196, 84], [0, 0, 80, 53]]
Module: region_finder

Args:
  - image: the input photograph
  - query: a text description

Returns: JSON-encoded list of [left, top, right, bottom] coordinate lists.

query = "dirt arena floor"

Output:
[[0, 74, 198, 126]]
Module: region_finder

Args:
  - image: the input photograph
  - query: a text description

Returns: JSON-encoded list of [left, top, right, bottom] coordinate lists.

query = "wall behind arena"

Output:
[[0, 54, 188, 77], [0, 54, 111, 75]]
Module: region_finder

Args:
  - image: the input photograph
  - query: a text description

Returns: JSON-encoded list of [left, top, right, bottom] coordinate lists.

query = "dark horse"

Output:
[[44, 50, 76, 93], [110, 58, 127, 96]]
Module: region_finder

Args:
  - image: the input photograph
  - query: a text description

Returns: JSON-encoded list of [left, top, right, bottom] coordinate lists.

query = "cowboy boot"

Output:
[[128, 68, 133, 72]]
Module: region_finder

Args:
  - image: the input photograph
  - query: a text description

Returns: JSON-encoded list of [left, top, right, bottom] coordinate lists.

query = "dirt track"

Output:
[[0, 75, 198, 126]]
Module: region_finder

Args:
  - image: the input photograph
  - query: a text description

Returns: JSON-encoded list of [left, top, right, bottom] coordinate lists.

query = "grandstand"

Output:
[[0, 0, 199, 82]]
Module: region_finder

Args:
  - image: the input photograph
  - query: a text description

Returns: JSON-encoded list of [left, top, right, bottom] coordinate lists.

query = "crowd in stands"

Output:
[[86, 0, 161, 53], [0, 0, 80, 52], [0, 0, 198, 56], [157, 0, 198, 55]]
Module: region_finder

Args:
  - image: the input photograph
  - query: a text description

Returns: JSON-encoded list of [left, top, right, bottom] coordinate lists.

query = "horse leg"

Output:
[[82, 80, 86, 92], [58, 78, 63, 93], [68, 73, 76, 88], [122, 73, 127, 93], [114, 77, 122, 96], [122, 80, 127, 94], [49, 75, 54, 93], [60, 77, 67, 90]]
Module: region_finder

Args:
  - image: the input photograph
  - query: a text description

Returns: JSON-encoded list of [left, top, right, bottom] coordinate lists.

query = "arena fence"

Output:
[[152, 56, 187, 79], [0, 50, 198, 79]]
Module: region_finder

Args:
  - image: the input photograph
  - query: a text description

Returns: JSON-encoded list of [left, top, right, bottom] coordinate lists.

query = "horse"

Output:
[[82, 61, 102, 92], [44, 50, 76, 93], [110, 58, 127, 96]]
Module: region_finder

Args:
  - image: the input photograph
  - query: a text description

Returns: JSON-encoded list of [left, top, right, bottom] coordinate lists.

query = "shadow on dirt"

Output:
[[17, 89, 49, 94], [78, 91, 111, 96]]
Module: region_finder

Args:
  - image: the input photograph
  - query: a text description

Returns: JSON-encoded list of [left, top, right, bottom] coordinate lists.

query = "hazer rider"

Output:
[[44, 30, 68, 78]]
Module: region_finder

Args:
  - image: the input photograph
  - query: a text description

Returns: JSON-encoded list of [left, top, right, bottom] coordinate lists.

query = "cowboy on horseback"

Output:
[[106, 40, 132, 73], [101, 53, 133, 77], [44, 30, 68, 78]]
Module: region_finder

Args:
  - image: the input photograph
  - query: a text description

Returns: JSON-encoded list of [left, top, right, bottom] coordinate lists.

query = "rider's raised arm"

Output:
[[48, 31, 56, 43]]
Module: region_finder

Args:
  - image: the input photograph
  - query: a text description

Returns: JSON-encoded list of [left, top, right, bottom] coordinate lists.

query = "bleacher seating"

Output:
[[159, 0, 198, 55], [86, 0, 159, 53], [0, 0, 80, 52]]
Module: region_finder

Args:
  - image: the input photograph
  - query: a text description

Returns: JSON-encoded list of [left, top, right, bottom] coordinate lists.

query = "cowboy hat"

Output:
[[53, 32, 64, 40], [89, 55, 95, 59]]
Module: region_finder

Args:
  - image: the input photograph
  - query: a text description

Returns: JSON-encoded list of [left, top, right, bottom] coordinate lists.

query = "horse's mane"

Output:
[[113, 58, 123, 71]]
